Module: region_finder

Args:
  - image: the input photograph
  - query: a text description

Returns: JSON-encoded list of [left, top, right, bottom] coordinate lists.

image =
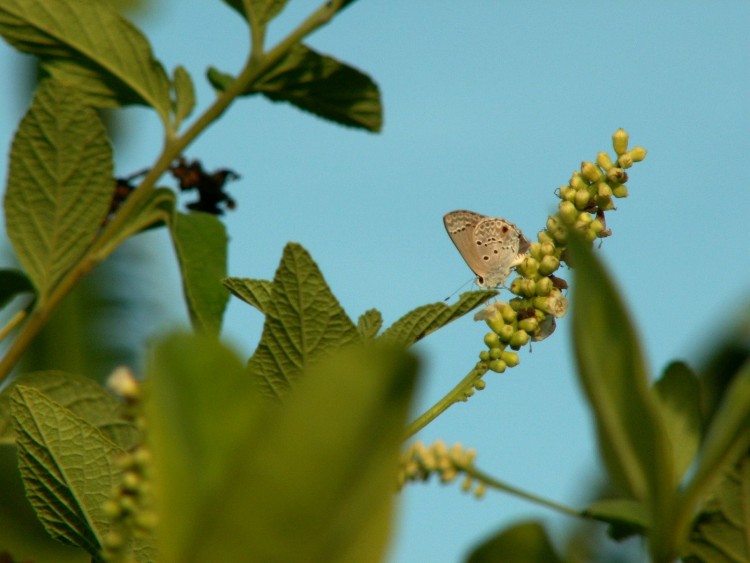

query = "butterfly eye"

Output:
[[477, 276, 486, 286]]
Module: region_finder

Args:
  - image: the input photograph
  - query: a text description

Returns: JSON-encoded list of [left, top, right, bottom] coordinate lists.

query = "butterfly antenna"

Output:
[[443, 278, 474, 301]]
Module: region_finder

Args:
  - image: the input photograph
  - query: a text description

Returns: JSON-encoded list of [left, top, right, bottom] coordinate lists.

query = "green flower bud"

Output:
[[629, 146, 647, 162], [501, 351, 520, 367], [489, 347, 504, 360], [478, 350, 490, 361], [484, 332, 501, 349], [580, 161, 603, 182], [474, 380, 486, 391], [499, 302, 517, 323], [574, 189, 592, 211], [510, 277, 524, 296], [612, 128, 629, 155], [597, 182, 612, 198], [509, 330, 530, 347], [583, 229, 597, 243], [569, 172, 588, 191], [540, 241, 556, 256], [105, 531, 125, 550], [546, 215, 561, 232], [498, 324, 515, 342], [488, 359, 507, 373], [596, 151, 614, 171], [576, 212, 592, 226], [535, 276, 553, 296], [558, 186, 576, 201], [538, 230, 554, 244], [487, 317, 505, 334], [529, 242, 542, 260], [518, 317, 538, 333], [612, 184, 628, 198], [617, 153, 634, 169], [122, 471, 140, 492], [538, 255, 560, 276], [517, 256, 539, 277], [558, 201, 577, 225], [606, 168, 628, 183], [551, 226, 567, 245], [103, 499, 121, 519], [532, 290, 568, 318], [595, 195, 615, 211]]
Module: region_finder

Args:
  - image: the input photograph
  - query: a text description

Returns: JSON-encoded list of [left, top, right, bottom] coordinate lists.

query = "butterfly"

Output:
[[443, 210, 530, 288]]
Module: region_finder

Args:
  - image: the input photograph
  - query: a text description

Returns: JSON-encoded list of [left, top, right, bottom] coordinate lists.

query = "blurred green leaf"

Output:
[[223, 277, 273, 314], [246, 243, 359, 399], [0, 371, 139, 448], [144, 333, 260, 563], [149, 333, 417, 563], [4, 80, 113, 299], [379, 291, 496, 346], [10, 386, 124, 558], [681, 359, 750, 521], [583, 498, 651, 540], [653, 361, 702, 481], [357, 308, 383, 338], [0, 0, 171, 121], [209, 44, 382, 132], [172, 65, 195, 129], [0, 269, 34, 309], [221, 0, 288, 27], [568, 233, 673, 510], [467, 521, 565, 563], [686, 455, 750, 563], [170, 211, 229, 336]]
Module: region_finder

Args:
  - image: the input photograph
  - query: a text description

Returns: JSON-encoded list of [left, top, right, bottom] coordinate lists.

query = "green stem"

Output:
[[468, 465, 582, 518], [404, 365, 488, 439], [0, 0, 348, 384]]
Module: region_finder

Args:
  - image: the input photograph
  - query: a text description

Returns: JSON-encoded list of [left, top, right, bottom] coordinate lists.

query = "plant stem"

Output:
[[0, 0, 348, 384], [467, 465, 582, 518], [404, 365, 488, 439]]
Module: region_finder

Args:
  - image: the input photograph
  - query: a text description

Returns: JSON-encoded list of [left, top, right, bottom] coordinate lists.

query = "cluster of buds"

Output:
[[398, 440, 485, 498], [476, 129, 646, 374], [102, 368, 157, 561]]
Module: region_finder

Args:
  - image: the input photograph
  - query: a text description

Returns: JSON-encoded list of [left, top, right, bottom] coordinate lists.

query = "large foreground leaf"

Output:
[[147, 331, 417, 563], [4, 80, 113, 299], [568, 233, 673, 515], [467, 521, 565, 563], [0, 0, 171, 121], [245, 243, 359, 399]]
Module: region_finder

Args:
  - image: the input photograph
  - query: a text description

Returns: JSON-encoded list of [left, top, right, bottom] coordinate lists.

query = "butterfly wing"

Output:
[[444, 210, 530, 288]]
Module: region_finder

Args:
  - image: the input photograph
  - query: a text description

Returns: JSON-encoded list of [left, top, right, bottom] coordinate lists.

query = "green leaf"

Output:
[[357, 308, 383, 339], [0, 268, 34, 309], [682, 359, 750, 519], [170, 211, 230, 336], [379, 291, 496, 346], [0, 0, 171, 122], [221, 0, 288, 27], [466, 521, 565, 563], [144, 333, 261, 563], [149, 335, 417, 563], [10, 386, 125, 557], [4, 80, 113, 299], [246, 243, 360, 400], [210, 44, 382, 132], [0, 371, 139, 448], [568, 233, 673, 509], [223, 277, 273, 314], [171, 65, 195, 129], [653, 361, 702, 481], [583, 498, 651, 540], [687, 455, 750, 563]]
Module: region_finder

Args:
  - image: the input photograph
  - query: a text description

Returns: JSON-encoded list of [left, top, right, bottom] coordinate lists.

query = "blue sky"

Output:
[[2, 1, 749, 561]]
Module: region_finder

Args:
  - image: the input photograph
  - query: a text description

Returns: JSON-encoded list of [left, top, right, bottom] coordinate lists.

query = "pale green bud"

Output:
[[558, 201, 577, 225], [538, 230, 554, 244], [612, 184, 628, 198], [539, 255, 560, 276], [597, 182, 612, 198], [596, 151, 614, 171], [478, 350, 490, 362], [540, 241, 556, 256], [518, 317, 538, 333], [509, 330, 530, 348], [498, 324, 515, 342], [499, 302, 517, 323], [559, 186, 577, 202], [474, 379, 486, 391], [595, 195, 615, 211], [487, 317, 505, 333], [606, 168, 628, 183], [535, 276, 553, 296], [517, 256, 539, 277], [501, 351, 520, 367], [628, 146, 647, 162], [489, 347, 504, 360], [574, 189, 592, 211], [580, 161, 603, 182], [489, 359, 507, 373], [484, 332, 501, 349], [590, 219, 606, 236], [617, 153, 634, 169], [612, 128, 629, 155]]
